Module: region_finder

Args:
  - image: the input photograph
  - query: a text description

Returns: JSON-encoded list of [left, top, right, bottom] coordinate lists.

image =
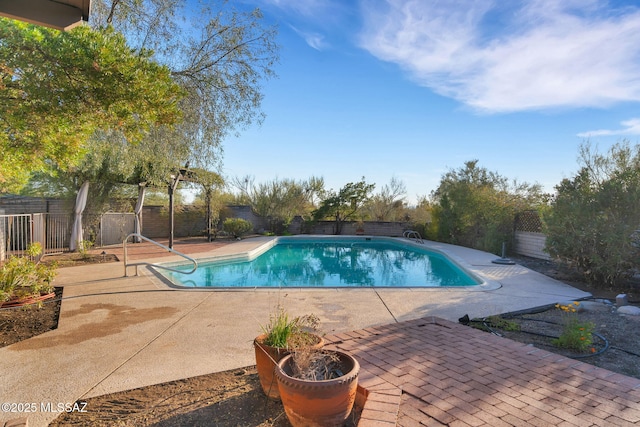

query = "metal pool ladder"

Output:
[[123, 233, 198, 277], [403, 230, 424, 244]]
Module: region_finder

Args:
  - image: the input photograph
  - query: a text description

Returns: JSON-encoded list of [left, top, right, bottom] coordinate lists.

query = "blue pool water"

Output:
[[160, 237, 480, 288]]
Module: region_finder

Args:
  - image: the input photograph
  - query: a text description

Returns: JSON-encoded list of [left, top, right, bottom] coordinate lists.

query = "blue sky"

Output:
[[220, 0, 640, 205]]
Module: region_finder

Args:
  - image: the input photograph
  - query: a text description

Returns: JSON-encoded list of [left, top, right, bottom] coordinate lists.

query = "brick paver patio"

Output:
[[325, 317, 640, 427]]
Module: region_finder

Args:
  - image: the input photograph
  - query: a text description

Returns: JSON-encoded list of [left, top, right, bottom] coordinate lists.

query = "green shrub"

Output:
[[544, 141, 640, 287], [222, 218, 253, 238], [430, 160, 544, 254], [78, 240, 94, 259], [551, 303, 595, 353], [0, 243, 57, 302], [552, 318, 595, 353]]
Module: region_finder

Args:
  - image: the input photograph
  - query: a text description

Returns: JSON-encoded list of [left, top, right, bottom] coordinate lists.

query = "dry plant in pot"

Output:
[[254, 305, 324, 400], [275, 348, 360, 427]]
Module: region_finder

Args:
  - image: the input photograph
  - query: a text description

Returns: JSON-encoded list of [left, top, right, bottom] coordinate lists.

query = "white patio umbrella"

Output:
[[69, 181, 90, 251], [134, 184, 146, 242]]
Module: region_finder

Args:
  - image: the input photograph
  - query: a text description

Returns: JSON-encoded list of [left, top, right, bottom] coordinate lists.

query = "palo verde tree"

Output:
[[312, 178, 375, 235], [544, 141, 640, 287], [430, 160, 544, 254], [0, 18, 184, 192]]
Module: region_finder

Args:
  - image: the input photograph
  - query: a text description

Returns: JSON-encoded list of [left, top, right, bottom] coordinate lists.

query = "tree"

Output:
[[302, 176, 326, 208], [89, 0, 279, 171], [365, 177, 407, 221], [20, 128, 192, 214], [407, 196, 435, 239], [42, 0, 279, 212], [228, 175, 255, 205], [13, 0, 278, 207], [0, 19, 184, 192], [191, 168, 225, 241], [312, 178, 375, 235], [252, 179, 306, 232], [430, 160, 544, 254], [544, 141, 640, 287], [228, 176, 325, 233]]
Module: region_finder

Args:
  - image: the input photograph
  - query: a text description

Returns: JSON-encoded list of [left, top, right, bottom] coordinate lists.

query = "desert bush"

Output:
[[0, 243, 57, 302], [544, 141, 640, 287], [230, 176, 325, 234], [222, 217, 253, 238], [430, 160, 544, 254], [78, 240, 94, 259]]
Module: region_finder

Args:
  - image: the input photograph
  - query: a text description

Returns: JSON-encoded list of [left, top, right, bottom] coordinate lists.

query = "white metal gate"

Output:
[[1, 212, 137, 260], [0, 214, 31, 260], [1, 213, 72, 260]]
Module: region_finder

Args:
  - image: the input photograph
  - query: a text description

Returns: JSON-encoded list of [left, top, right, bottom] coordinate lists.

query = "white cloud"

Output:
[[290, 26, 328, 50], [260, 0, 345, 50], [577, 118, 640, 137], [358, 0, 640, 113]]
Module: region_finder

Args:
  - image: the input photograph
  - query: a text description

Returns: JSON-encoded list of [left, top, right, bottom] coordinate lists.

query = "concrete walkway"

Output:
[[0, 237, 597, 426]]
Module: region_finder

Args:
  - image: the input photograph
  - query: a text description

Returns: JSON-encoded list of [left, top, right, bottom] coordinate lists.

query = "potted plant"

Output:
[[275, 348, 360, 427], [254, 306, 324, 400]]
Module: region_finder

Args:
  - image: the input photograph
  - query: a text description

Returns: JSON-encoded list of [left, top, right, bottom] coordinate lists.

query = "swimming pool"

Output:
[[157, 236, 482, 288]]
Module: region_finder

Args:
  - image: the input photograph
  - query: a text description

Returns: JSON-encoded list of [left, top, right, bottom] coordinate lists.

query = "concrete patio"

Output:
[[3, 236, 638, 426]]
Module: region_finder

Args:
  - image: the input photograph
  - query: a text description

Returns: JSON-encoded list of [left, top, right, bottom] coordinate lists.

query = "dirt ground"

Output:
[[502, 256, 640, 379], [0, 287, 63, 348], [2, 252, 639, 426], [49, 366, 307, 427]]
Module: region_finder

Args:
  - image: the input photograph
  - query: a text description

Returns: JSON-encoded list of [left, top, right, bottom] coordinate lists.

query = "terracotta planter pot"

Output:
[[275, 350, 359, 427], [254, 333, 324, 400]]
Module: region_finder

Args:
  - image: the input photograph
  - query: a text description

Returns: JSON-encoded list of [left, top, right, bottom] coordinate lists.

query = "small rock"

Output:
[[616, 294, 629, 307], [617, 305, 640, 316]]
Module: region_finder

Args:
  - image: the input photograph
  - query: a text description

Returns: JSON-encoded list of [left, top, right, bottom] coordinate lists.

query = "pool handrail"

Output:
[[123, 233, 198, 277], [403, 230, 424, 244]]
